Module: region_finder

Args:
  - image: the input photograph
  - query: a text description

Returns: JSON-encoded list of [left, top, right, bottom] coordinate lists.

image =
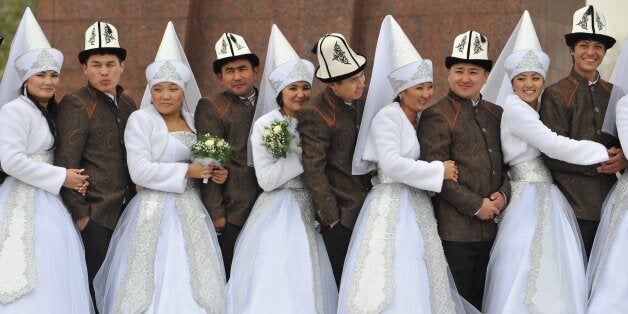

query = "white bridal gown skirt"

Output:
[[588, 174, 628, 314], [226, 178, 337, 314], [94, 187, 225, 314], [338, 177, 475, 314], [0, 177, 93, 313], [483, 158, 587, 314]]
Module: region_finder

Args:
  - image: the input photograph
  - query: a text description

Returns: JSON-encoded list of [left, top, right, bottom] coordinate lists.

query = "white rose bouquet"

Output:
[[191, 133, 232, 183], [262, 117, 294, 160]]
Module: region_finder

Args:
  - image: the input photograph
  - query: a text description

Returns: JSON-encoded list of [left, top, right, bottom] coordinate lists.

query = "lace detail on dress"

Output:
[[0, 152, 53, 304], [290, 176, 324, 313], [501, 156, 551, 220], [175, 187, 225, 313], [0, 179, 36, 304], [170, 131, 196, 148], [347, 181, 399, 313], [410, 188, 457, 314], [523, 182, 573, 313], [591, 174, 628, 291], [113, 189, 166, 314], [510, 157, 552, 183]]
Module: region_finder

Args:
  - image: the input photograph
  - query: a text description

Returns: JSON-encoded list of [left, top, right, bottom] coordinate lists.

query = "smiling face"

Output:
[[447, 63, 488, 101], [82, 53, 124, 95], [150, 82, 184, 116], [571, 39, 606, 81], [217, 58, 259, 97], [280, 81, 311, 117], [512, 71, 545, 108], [399, 81, 434, 118], [25, 70, 60, 106], [328, 71, 366, 102]]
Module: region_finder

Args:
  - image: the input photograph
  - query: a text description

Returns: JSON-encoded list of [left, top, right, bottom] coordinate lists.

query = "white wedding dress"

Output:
[[0, 96, 93, 313], [95, 114, 225, 314], [338, 103, 475, 314], [483, 94, 608, 314], [588, 95, 628, 314], [226, 109, 337, 314]]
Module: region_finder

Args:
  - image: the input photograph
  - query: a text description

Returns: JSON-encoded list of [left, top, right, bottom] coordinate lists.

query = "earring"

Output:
[[23, 85, 28, 96]]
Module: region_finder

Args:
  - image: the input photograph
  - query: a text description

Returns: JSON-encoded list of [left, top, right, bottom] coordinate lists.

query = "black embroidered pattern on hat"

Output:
[[220, 39, 228, 55], [473, 36, 484, 54], [577, 11, 590, 30], [332, 42, 350, 64], [229, 34, 244, 50], [103, 25, 116, 44], [88, 28, 96, 45], [455, 36, 467, 53], [595, 13, 604, 30]]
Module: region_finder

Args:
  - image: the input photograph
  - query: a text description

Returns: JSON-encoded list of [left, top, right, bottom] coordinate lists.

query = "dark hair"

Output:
[[22, 83, 58, 150], [393, 95, 401, 103], [276, 91, 284, 108]]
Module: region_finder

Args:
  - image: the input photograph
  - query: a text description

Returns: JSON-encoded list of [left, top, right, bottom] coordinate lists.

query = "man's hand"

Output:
[[598, 147, 628, 174], [475, 198, 500, 220], [489, 191, 506, 211]]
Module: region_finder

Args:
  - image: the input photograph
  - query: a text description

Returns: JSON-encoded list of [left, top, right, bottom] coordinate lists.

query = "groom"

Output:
[[418, 30, 510, 310]]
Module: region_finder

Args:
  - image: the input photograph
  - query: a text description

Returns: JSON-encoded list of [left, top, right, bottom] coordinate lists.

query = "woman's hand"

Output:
[[64, 169, 89, 195], [443, 160, 458, 182], [186, 163, 213, 180], [211, 166, 228, 184]]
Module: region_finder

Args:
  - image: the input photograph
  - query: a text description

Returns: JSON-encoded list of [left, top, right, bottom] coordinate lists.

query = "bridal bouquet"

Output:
[[261, 117, 294, 159], [191, 133, 232, 183]]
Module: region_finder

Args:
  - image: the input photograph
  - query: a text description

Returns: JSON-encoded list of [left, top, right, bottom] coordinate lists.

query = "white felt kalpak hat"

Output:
[[445, 30, 492, 71], [78, 21, 126, 64], [247, 24, 314, 166], [565, 5, 615, 49], [504, 11, 549, 80], [314, 33, 366, 83], [0, 7, 63, 107], [212, 32, 259, 74], [140, 22, 201, 115], [385, 17, 432, 95]]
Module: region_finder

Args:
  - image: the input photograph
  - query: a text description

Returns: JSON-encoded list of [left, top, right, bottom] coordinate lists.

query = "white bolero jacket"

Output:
[[124, 106, 195, 194], [250, 109, 303, 192], [363, 102, 444, 193], [0, 96, 66, 194], [501, 94, 608, 166]]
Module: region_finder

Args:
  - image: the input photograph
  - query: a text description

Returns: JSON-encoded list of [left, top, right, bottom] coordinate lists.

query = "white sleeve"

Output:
[[124, 112, 188, 193], [372, 107, 445, 192], [252, 115, 303, 192], [505, 97, 608, 165], [0, 103, 66, 194]]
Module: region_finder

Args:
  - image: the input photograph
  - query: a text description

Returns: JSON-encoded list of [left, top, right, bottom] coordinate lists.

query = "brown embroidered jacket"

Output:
[[540, 69, 619, 221], [418, 91, 511, 242], [54, 84, 137, 230], [194, 91, 261, 227], [297, 87, 369, 229]]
